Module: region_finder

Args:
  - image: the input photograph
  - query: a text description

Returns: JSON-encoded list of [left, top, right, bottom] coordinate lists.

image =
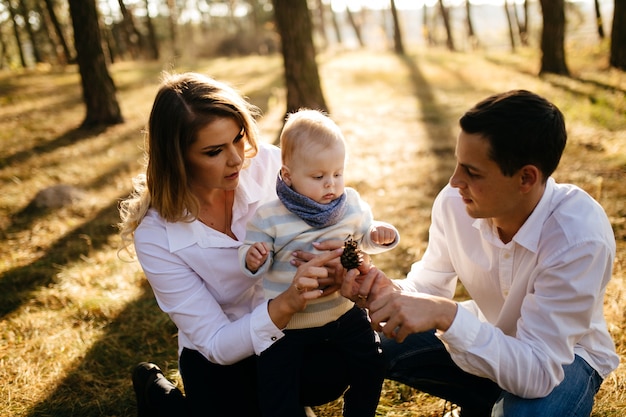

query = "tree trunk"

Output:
[[522, 0, 530, 45], [33, 0, 56, 63], [43, 0, 73, 63], [117, 0, 142, 59], [100, 22, 116, 64], [313, 0, 329, 49], [143, 0, 159, 60], [513, 1, 528, 46], [423, 4, 434, 46], [465, 0, 479, 49], [438, 0, 455, 51], [504, 0, 516, 52], [271, 0, 328, 115], [610, 0, 626, 70], [0, 28, 8, 69], [345, 7, 364, 47], [18, 0, 43, 63], [389, 0, 405, 55], [67, 0, 124, 128], [329, 3, 342, 44], [166, 0, 179, 58], [7, 0, 27, 67], [593, 0, 605, 39], [538, 0, 569, 75]]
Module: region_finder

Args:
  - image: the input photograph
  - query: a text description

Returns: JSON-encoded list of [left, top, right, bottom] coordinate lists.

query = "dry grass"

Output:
[[0, 43, 624, 417]]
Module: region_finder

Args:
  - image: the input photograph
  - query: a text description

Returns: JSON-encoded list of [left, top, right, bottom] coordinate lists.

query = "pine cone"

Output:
[[340, 237, 363, 269]]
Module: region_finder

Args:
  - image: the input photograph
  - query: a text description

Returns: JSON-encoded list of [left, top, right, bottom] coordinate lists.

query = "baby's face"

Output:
[[286, 142, 345, 204]]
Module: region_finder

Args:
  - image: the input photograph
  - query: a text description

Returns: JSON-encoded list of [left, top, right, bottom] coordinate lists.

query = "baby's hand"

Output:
[[246, 242, 269, 273], [370, 226, 396, 246]]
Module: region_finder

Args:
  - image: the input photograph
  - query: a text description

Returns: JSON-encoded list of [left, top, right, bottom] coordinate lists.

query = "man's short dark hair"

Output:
[[459, 90, 567, 180]]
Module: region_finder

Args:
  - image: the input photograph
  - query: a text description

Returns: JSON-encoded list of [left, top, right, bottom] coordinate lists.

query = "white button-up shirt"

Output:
[[399, 178, 619, 398], [133, 143, 285, 365]]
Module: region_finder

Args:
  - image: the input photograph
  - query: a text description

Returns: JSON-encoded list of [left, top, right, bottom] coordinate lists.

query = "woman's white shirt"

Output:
[[133, 143, 285, 365]]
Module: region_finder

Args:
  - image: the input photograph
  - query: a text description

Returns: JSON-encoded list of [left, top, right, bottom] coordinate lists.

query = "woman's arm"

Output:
[[135, 215, 344, 364]]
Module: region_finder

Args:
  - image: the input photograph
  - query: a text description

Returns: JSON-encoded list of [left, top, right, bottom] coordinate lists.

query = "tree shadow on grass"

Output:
[[3, 192, 174, 416], [6, 151, 139, 239], [483, 55, 626, 97], [0, 125, 108, 170], [400, 53, 457, 195], [0, 197, 124, 318], [24, 283, 179, 417]]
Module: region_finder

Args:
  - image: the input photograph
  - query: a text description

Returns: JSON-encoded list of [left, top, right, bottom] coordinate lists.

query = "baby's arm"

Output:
[[370, 225, 397, 246], [245, 242, 269, 273]]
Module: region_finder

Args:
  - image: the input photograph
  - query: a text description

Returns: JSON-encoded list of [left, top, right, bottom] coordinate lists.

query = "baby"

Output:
[[239, 109, 399, 417]]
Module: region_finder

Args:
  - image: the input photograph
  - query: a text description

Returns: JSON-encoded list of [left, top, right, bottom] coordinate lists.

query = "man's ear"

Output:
[[281, 165, 292, 186], [519, 165, 540, 191]]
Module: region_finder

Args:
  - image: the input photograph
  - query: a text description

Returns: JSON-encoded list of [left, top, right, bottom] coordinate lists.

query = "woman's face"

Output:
[[186, 117, 245, 193]]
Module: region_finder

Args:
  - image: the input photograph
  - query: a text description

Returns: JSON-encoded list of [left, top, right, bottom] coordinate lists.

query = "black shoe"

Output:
[[132, 362, 165, 417]]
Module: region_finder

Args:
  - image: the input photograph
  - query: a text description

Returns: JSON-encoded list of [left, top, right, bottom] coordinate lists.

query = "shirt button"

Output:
[[271, 336, 277, 341], [503, 253, 511, 259]]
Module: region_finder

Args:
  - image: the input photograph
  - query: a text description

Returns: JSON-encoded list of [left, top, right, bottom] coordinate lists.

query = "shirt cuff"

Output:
[[437, 302, 481, 352], [250, 299, 284, 355]]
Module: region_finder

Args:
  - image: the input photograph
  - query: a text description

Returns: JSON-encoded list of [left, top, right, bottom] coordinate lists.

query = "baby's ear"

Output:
[[281, 165, 292, 186]]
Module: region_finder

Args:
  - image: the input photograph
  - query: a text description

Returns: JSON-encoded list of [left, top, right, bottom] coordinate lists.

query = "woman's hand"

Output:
[[268, 248, 343, 329], [291, 240, 346, 294]]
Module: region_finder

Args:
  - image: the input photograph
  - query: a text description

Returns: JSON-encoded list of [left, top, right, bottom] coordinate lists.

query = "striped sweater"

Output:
[[238, 187, 399, 329]]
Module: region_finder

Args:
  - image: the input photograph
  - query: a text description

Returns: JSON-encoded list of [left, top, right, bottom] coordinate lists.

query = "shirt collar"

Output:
[[473, 177, 555, 252], [166, 219, 203, 252], [164, 167, 266, 252]]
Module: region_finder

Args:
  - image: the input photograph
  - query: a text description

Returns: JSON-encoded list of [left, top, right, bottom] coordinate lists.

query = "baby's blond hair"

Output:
[[280, 109, 345, 166]]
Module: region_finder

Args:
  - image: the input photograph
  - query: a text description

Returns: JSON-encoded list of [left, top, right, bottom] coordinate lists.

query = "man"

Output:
[[341, 90, 618, 417]]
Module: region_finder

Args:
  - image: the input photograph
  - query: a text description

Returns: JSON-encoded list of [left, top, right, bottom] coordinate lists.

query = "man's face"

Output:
[[449, 130, 525, 223]]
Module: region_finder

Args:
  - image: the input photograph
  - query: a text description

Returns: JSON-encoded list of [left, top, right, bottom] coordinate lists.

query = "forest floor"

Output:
[[0, 42, 624, 416]]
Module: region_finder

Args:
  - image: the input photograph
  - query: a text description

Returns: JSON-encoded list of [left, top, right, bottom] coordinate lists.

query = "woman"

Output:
[[119, 72, 348, 417]]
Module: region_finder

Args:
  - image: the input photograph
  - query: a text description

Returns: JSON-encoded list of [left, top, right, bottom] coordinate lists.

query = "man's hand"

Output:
[[341, 264, 394, 307], [368, 292, 458, 342]]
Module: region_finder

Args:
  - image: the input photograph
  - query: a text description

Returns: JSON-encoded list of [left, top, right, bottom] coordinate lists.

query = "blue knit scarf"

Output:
[[276, 174, 347, 228]]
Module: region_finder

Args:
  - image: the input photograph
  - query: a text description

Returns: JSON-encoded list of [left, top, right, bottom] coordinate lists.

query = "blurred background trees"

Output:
[[0, 0, 623, 126], [271, 0, 328, 115], [68, 0, 123, 127]]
